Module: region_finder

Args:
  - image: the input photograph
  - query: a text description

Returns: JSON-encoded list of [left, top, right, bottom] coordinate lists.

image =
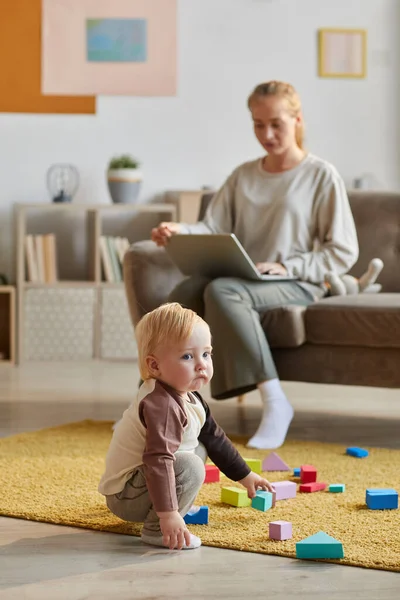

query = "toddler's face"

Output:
[[150, 322, 213, 395]]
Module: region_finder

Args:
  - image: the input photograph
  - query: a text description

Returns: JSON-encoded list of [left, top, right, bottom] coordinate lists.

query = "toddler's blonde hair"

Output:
[[135, 302, 207, 380], [247, 80, 305, 149]]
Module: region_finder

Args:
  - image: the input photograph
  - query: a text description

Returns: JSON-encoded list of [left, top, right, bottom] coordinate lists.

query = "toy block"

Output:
[[299, 482, 327, 493], [221, 486, 252, 507], [346, 446, 369, 458], [251, 490, 273, 512], [329, 484, 345, 493], [269, 520, 292, 540], [184, 506, 209, 525], [243, 458, 262, 475], [293, 468, 300, 477], [300, 465, 317, 483], [366, 488, 398, 510], [296, 531, 344, 559], [204, 464, 220, 483], [270, 481, 296, 500], [262, 452, 290, 471]]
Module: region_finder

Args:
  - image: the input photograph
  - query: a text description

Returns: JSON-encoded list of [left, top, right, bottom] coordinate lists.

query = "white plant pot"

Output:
[[107, 169, 143, 204]]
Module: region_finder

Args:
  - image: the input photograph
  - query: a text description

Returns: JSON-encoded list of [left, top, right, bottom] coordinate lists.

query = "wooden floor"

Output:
[[0, 361, 400, 599]]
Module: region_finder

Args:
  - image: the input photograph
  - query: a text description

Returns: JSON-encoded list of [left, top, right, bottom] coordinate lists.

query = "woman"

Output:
[[151, 80, 359, 450]]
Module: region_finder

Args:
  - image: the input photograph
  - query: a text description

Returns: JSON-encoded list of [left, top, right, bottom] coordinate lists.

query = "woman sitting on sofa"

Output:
[[151, 80, 359, 450]]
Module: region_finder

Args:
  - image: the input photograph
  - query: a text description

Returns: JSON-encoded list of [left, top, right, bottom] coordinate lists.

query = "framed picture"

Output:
[[42, 0, 177, 96], [318, 28, 367, 79]]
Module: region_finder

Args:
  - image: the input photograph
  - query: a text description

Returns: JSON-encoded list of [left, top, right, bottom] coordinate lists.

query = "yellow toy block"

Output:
[[243, 458, 262, 475], [221, 486, 252, 507]]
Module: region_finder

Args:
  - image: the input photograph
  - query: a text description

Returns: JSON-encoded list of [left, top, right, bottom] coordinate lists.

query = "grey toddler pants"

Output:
[[106, 447, 206, 538], [169, 276, 318, 400]]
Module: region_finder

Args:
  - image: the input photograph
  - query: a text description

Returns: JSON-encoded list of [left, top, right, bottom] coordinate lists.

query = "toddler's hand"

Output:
[[239, 471, 274, 498], [158, 511, 191, 550]]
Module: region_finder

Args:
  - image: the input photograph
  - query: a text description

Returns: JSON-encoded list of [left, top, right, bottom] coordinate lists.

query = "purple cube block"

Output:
[[269, 520, 292, 540], [271, 480, 297, 500]]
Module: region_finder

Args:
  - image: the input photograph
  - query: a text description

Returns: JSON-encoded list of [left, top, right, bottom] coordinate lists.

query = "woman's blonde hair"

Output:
[[247, 80, 304, 149], [135, 302, 207, 380]]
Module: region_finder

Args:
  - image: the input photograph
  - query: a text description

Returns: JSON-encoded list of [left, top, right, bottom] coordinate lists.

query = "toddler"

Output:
[[98, 302, 273, 550]]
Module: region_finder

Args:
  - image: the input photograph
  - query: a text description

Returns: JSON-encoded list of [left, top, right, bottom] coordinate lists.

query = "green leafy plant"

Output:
[[108, 154, 140, 170]]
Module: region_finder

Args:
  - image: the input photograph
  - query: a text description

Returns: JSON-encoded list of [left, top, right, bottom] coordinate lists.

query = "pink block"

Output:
[[269, 520, 292, 541], [262, 452, 290, 471], [271, 481, 297, 500]]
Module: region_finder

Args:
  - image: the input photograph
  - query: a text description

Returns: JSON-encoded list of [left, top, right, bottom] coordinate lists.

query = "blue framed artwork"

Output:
[[86, 18, 147, 63]]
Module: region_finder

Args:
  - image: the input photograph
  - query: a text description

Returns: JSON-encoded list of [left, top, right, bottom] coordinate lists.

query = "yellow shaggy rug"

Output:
[[0, 420, 399, 572]]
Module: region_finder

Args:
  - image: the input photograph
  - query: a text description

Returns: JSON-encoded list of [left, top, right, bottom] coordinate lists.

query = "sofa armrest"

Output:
[[123, 240, 185, 326]]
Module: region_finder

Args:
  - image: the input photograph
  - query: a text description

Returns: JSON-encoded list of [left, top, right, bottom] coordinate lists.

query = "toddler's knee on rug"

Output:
[[175, 453, 205, 490]]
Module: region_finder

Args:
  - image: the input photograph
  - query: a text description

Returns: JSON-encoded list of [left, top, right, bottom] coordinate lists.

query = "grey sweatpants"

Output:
[[169, 276, 318, 400], [106, 446, 206, 538]]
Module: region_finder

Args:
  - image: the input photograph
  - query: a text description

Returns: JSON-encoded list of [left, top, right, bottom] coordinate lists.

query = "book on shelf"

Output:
[[100, 236, 131, 283], [25, 234, 58, 283]]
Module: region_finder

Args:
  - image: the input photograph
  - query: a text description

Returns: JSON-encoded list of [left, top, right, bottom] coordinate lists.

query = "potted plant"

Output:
[[107, 154, 143, 204]]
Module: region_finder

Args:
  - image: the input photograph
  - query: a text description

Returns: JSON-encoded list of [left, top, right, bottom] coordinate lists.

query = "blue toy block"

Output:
[[293, 468, 300, 477], [346, 446, 369, 458], [329, 484, 345, 493], [184, 506, 209, 524], [366, 489, 398, 510], [296, 531, 344, 560], [251, 490, 273, 512]]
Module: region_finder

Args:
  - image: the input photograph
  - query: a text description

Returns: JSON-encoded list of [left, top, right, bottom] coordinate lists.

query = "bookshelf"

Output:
[[15, 202, 177, 364], [0, 286, 15, 365]]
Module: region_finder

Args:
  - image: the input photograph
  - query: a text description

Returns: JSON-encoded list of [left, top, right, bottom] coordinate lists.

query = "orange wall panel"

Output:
[[0, 0, 96, 114]]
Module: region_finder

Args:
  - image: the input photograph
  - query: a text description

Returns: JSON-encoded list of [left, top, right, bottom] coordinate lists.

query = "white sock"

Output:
[[246, 379, 294, 450], [141, 532, 202, 550]]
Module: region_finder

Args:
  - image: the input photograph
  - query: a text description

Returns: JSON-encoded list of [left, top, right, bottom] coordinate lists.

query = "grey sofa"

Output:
[[124, 190, 400, 390]]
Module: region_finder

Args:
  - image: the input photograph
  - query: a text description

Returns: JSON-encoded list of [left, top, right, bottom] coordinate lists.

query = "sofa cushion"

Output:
[[261, 305, 307, 348], [305, 293, 400, 348], [124, 241, 185, 325]]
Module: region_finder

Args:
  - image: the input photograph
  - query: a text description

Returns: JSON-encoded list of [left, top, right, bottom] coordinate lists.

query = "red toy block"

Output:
[[299, 482, 327, 493], [300, 464, 317, 484], [204, 464, 220, 483]]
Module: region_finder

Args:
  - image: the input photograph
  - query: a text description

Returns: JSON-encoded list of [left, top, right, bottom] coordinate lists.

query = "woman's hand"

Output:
[[151, 222, 181, 247], [239, 472, 275, 498], [256, 262, 288, 276]]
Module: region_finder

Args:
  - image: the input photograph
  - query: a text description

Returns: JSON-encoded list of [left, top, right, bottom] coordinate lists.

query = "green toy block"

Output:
[[296, 531, 344, 560], [221, 486, 252, 507], [251, 491, 273, 512], [243, 458, 262, 474], [329, 484, 345, 493]]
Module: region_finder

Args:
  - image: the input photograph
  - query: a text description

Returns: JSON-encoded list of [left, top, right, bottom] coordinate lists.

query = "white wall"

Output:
[[1, 0, 399, 280]]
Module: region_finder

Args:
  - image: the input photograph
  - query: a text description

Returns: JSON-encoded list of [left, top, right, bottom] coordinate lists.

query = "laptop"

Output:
[[165, 233, 298, 282]]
